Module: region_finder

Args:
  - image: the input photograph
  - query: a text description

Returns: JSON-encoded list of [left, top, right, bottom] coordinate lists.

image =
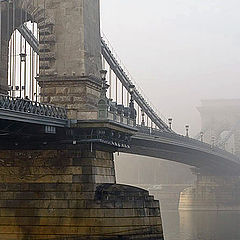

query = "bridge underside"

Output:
[[0, 119, 66, 150], [0, 118, 239, 175], [122, 136, 240, 176]]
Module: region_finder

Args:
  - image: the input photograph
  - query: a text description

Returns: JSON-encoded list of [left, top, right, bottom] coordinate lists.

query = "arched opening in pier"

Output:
[[8, 21, 39, 101], [0, 0, 55, 101]]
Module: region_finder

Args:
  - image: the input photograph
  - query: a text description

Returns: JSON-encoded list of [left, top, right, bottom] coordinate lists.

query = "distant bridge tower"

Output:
[[198, 99, 240, 156], [179, 99, 240, 211]]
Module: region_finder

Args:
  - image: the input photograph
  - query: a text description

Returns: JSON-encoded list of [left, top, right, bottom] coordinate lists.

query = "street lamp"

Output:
[[141, 109, 145, 126], [19, 52, 27, 62], [211, 136, 215, 147], [200, 132, 204, 142], [129, 84, 135, 104], [99, 70, 109, 99], [168, 118, 173, 130], [185, 125, 189, 137], [129, 84, 135, 94], [100, 70, 107, 83], [129, 84, 136, 121]]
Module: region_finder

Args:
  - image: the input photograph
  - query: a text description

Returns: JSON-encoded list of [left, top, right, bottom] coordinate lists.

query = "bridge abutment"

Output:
[[179, 173, 240, 211], [0, 148, 163, 239]]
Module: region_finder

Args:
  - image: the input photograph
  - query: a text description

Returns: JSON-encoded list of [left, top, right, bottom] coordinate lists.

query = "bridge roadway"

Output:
[[124, 127, 240, 175], [0, 96, 239, 174]]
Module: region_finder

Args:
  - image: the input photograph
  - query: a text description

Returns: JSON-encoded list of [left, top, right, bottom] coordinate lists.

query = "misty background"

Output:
[[100, 0, 240, 186], [101, 0, 240, 137]]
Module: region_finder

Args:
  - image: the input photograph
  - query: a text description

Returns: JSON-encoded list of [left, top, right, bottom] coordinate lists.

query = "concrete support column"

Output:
[[179, 174, 240, 211]]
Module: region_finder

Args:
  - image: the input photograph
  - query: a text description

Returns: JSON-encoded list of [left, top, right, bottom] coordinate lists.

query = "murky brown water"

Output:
[[162, 210, 240, 240]]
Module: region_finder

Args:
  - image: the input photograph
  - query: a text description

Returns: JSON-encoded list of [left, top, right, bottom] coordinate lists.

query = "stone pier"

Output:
[[179, 173, 240, 211], [0, 148, 163, 239]]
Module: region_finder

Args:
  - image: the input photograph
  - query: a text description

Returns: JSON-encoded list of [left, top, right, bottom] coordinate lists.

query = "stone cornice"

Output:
[[37, 75, 102, 90]]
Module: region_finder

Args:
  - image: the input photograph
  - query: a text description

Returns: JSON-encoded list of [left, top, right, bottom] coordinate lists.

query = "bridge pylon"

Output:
[[179, 99, 240, 211], [1, 0, 102, 119]]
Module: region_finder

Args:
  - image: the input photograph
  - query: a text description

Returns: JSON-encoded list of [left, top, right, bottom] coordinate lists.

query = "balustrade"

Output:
[[0, 94, 67, 119]]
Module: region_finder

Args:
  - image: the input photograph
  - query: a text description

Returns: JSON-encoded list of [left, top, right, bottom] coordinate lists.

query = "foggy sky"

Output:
[[100, 0, 240, 135]]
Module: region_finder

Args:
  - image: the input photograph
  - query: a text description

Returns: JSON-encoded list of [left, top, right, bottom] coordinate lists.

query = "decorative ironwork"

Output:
[[101, 38, 172, 132], [70, 127, 131, 149], [0, 94, 67, 120]]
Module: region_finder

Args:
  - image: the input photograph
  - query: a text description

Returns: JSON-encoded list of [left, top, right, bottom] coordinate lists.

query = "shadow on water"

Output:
[[162, 210, 240, 240]]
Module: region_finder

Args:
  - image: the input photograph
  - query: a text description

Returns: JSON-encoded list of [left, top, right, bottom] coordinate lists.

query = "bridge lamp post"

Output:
[[141, 109, 145, 127], [98, 70, 110, 120], [185, 125, 189, 137], [129, 84, 135, 102], [200, 132, 204, 142], [19, 52, 27, 63], [100, 70, 107, 85], [99, 70, 109, 97], [211, 136, 215, 148], [129, 84, 136, 122], [19, 53, 27, 98], [168, 118, 173, 130]]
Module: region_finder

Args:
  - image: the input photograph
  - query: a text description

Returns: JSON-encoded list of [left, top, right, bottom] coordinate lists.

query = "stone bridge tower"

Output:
[[197, 99, 240, 156], [1, 0, 102, 120], [0, 1, 163, 239], [179, 99, 240, 211]]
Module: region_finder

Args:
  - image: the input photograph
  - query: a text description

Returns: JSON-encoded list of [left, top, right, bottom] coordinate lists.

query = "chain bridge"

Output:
[[0, 0, 240, 239]]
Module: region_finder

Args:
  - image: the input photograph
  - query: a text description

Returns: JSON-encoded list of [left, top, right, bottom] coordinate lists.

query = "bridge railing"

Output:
[[0, 94, 67, 120], [105, 111, 135, 127], [101, 36, 172, 132], [136, 125, 239, 161], [98, 101, 135, 127]]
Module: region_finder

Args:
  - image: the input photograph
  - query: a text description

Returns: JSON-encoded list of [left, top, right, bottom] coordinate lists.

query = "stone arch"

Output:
[[0, 0, 56, 94], [17, 0, 56, 76]]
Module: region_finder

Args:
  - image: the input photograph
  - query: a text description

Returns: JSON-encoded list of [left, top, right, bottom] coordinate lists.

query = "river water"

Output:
[[162, 210, 240, 240]]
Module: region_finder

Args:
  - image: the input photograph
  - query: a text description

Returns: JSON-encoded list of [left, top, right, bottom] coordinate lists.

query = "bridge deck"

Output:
[[122, 126, 240, 175]]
